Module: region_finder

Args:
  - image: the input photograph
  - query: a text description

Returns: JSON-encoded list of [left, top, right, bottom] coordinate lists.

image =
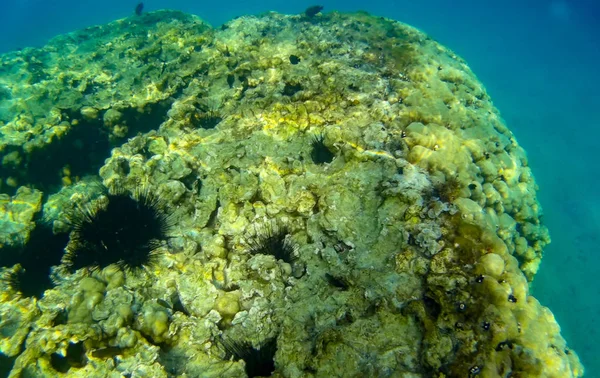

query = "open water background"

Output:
[[1, 0, 598, 374]]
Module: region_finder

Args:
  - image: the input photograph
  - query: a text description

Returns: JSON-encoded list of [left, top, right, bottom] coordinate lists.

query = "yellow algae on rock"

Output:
[[0, 186, 43, 245], [0, 9, 583, 378], [214, 291, 241, 326], [478, 253, 505, 278], [137, 303, 170, 343], [79, 106, 99, 121]]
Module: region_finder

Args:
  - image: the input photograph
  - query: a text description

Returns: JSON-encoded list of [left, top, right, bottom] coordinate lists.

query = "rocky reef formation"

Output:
[[0, 9, 583, 377]]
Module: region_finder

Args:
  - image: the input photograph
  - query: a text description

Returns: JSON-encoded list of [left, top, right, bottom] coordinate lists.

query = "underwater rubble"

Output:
[[0, 9, 583, 377]]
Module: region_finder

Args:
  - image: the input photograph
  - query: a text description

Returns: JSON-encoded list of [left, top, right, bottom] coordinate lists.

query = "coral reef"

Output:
[[0, 9, 583, 378], [0, 187, 43, 246]]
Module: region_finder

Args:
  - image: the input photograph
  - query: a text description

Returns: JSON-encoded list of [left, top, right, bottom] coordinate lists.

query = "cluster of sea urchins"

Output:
[[62, 186, 174, 273]]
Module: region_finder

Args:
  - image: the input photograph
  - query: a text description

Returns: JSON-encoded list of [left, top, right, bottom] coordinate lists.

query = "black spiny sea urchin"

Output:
[[63, 187, 173, 273], [245, 223, 297, 265], [220, 336, 278, 378], [310, 133, 334, 165]]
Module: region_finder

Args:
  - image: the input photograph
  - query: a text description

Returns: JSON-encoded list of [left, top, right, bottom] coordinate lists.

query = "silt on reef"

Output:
[[0, 8, 584, 378]]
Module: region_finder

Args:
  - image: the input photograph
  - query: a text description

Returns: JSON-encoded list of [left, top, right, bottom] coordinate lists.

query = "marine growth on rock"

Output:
[[0, 9, 583, 378]]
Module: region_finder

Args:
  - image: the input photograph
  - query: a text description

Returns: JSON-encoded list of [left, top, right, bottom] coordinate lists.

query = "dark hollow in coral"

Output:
[[245, 223, 297, 265], [0, 223, 69, 299], [0, 100, 170, 197], [496, 340, 514, 351], [206, 200, 220, 228], [0, 242, 21, 269], [172, 292, 191, 316], [115, 158, 131, 176], [91, 346, 125, 359], [3, 268, 52, 300], [179, 170, 201, 191], [423, 295, 442, 319], [158, 344, 188, 377], [310, 134, 334, 164], [325, 273, 350, 291], [220, 337, 278, 378], [227, 74, 235, 88], [282, 82, 302, 97], [0, 116, 109, 196], [63, 188, 173, 273], [194, 110, 222, 129], [0, 352, 16, 377], [52, 309, 69, 326], [50, 342, 86, 373]]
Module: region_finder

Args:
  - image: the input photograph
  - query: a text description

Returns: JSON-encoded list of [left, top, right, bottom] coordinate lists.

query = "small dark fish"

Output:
[[305, 5, 323, 18], [135, 2, 144, 16]]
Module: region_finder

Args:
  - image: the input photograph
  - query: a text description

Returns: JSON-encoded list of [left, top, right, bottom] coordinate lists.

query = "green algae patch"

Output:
[[0, 10, 583, 378]]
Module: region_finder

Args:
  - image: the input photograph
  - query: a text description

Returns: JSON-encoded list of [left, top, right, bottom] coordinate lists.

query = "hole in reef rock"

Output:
[[158, 344, 188, 376], [0, 100, 171, 195], [50, 341, 86, 373], [282, 82, 303, 96], [0, 352, 17, 377], [423, 295, 442, 319]]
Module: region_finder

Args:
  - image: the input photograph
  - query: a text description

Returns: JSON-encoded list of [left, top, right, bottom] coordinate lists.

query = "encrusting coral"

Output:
[[0, 8, 583, 378]]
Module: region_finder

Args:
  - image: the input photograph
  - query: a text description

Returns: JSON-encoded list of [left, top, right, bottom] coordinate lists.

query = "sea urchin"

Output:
[[63, 187, 173, 273], [310, 133, 334, 165], [220, 336, 278, 378], [244, 223, 298, 266]]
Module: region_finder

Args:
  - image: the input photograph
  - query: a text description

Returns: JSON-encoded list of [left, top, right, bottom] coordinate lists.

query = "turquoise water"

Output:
[[1, 0, 598, 374]]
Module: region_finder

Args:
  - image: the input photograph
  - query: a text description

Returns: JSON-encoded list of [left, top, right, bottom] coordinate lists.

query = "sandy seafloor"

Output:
[[0, 0, 598, 375]]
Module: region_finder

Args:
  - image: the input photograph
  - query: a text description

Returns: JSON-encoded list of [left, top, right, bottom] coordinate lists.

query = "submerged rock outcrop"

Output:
[[0, 9, 583, 377]]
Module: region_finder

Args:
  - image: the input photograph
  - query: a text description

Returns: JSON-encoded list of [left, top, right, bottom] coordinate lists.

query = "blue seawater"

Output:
[[0, 0, 598, 374]]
